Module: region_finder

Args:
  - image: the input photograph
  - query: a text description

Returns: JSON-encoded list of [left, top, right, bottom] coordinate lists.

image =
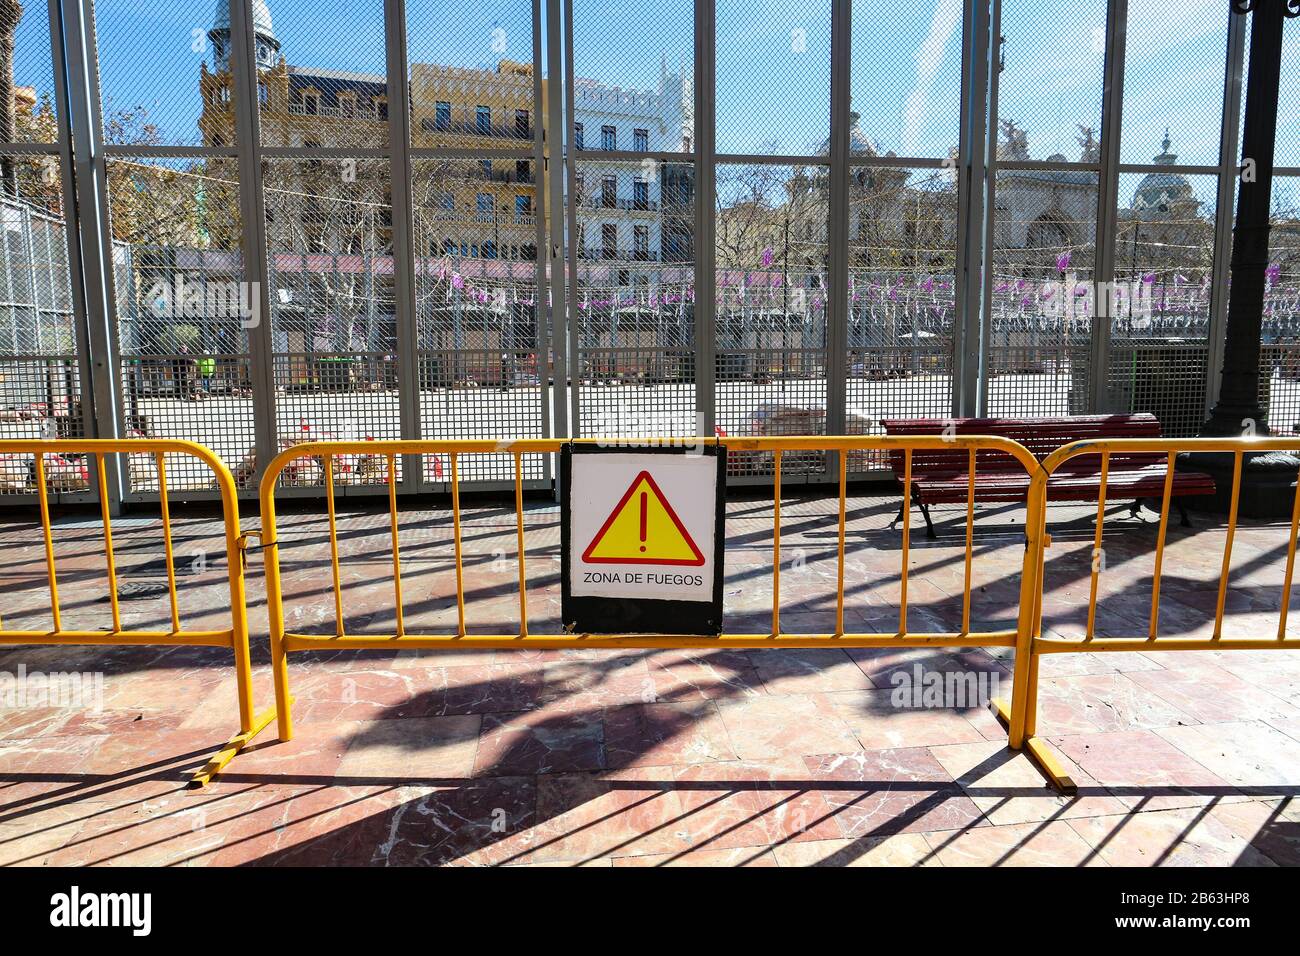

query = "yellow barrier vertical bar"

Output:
[[451, 452, 466, 636], [96, 453, 121, 633], [1008, 464, 1046, 750], [1085, 452, 1110, 642], [1278, 468, 1300, 640], [155, 453, 181, 634], [515, 451, 528, 637], [205, 448, 255, 736], [1211, 450, 1242, 642], [899, 449, 911, 636], [324, 454, 345, 637], [34, 452, 62, 633], [961, 447, 975, 636], [387, 453, 405, 638], [1147, 451, 1177, 641], [772, 450, 781, 637], [835, 450, 846, 637], [261, 466, 292, 741], [1212, 451, 1243, 640]]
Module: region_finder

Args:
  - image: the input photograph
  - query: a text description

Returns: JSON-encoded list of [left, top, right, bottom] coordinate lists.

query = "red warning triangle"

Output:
[[581, 470, 705, 566]]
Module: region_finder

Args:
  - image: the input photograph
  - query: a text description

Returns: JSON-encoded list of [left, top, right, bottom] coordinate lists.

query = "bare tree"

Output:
[[0, 0, 23, 197]]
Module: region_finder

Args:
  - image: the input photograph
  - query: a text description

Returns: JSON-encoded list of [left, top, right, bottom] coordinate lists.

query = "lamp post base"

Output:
[[1182, 448, 1300, 518]]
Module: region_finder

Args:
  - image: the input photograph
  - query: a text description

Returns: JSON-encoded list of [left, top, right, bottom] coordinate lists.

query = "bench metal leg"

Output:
[[893, 489, 936, 539], [916, 495, 937, 540], [1131, 497, 1192, 528]]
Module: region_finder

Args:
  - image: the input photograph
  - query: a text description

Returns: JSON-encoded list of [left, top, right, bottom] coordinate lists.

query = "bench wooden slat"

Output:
[[880, 414, 1214, 507]]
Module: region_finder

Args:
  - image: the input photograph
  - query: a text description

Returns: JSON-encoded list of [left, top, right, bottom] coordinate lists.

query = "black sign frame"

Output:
[[561, 443, 726, 635]]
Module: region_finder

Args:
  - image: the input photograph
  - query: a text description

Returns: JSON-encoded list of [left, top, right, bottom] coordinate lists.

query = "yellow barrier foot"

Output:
[[188, 702, 280, 788], [989, 698, 1078, 796]]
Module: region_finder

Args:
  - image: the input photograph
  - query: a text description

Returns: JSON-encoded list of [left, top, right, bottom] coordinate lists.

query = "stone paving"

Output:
[[2, 488, 1300, 866]]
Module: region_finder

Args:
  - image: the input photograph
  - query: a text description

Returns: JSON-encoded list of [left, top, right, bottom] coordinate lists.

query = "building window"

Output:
[[601, 125, 616, 150], [476, 105, 491, 134], [601, 176, 616, 208], [633, 225, 648, 258], [633, 128, 648, 152], [602, 223, 617, 258], [435, 101, 451, 131], [301, 91, 319, 114], [516, 160, 531, 183], [481, 160, 493, 179], [375, 98, 387, 121], [339, 92, 356, 116], [633, 179, 648, 210], [483, 241, 497, 259], [574, 172, 584, 202], [258, 81, 269, 107], [476, 193, 494, 221], [574, 122, 584, 150], [515, 195, 531, 220], [515, 109, 530, 138], [439, 193, 454, 215]]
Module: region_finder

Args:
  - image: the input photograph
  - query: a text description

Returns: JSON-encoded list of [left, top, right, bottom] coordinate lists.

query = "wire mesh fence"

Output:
[[4, 1, 1300, 504]]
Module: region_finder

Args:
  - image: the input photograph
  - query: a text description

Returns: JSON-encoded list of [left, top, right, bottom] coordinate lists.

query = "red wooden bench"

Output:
[[880, 414, 1215, 538]]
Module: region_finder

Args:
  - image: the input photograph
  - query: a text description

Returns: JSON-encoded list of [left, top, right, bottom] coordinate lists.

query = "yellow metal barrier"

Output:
[[1012, 436, 1300, 792], [258, 436, 1046, 744], [0, 439, 278, 786]]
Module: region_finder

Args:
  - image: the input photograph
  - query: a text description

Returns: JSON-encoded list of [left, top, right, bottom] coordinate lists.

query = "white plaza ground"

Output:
[[6, 370, 1300, 490]]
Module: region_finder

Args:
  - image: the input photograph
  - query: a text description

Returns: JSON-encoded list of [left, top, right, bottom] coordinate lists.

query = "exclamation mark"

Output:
[[639, 490, 648, 552]]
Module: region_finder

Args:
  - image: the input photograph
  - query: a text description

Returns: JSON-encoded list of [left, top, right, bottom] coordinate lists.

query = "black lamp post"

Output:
[[1192, 0, 1300, 515]]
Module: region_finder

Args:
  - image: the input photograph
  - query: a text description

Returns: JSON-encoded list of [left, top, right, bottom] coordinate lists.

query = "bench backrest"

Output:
[[880, 414, 1166, 477]]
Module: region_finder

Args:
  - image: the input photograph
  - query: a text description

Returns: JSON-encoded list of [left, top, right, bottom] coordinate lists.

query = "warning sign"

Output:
[[562, 444, 725, 634], [581, 471, 705, 566]]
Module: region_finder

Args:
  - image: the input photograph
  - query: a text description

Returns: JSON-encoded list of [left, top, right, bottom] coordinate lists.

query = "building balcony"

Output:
[[285, 101, 385, 121], [417, 118, 532, 141]]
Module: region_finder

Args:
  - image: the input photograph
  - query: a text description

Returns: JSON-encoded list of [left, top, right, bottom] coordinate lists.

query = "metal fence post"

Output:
[[547, 0, 570, 445], [228, 0, 278, 488], [530, 0, 554, 485], [953, 0, 989, 418], [384, 0, 422, 490], [825, 0, 850, 464], [62, 0, 123, 512], [694, 0, 716, 436], [47, 0, 96, 450], [976, 0, 1002, 416]]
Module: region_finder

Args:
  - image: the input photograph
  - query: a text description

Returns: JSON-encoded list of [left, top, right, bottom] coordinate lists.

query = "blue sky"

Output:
[[11, 0, 1299, 199]]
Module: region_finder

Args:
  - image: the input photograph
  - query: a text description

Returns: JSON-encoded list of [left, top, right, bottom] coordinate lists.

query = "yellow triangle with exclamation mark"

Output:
[[581, 470, 705, 566]]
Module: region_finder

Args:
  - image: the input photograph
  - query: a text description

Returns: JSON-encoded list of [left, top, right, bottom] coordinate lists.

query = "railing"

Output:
[[257, 435, 1044, 742], [11, 433, 1300, 795], [0, 439, 279, 785], [1004, 435, 1300, 791]]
